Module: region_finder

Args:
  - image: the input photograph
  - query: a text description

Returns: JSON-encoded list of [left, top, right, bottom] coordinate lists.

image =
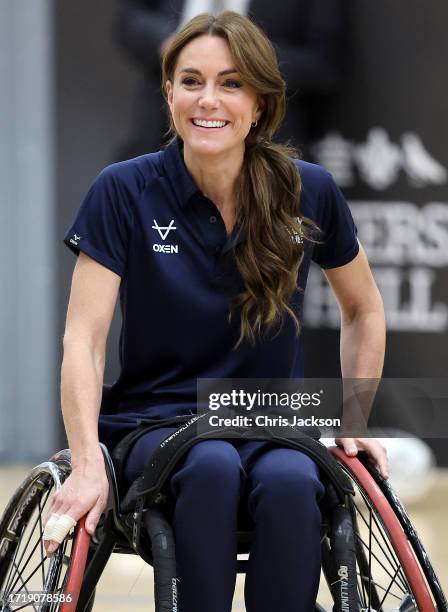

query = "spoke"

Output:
[[8, 563, 38, 612], [353, 499, 408, 592], [38, 498, 45, 587], [378, 566, 401, 609], [3, 525, 24, 597], [9, 548, 47, 598], [12, 601, 41, 612], [355, 532, 406, 592], [354, 494, 409, 592], [351, 508, 369, 607], [356, 506, 409, 593], [356, 577, 366, 608], [358, 563, 369, 607], [354, 499, 401, 573], [357, 571, 404, 601], [5, 488, 50, 595], [53, 541, 68, 593], [8, 535, 45, 595]]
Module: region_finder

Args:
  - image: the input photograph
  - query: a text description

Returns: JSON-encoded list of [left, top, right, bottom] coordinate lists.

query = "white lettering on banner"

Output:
[[304, 266, 448, 332], [304, 201, 448, 332], [350, 202, 448, 266], [311, 129, 447, 190]]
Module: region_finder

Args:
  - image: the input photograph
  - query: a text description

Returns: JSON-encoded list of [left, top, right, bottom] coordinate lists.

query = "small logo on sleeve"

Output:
[[69, 233, 82, 246]]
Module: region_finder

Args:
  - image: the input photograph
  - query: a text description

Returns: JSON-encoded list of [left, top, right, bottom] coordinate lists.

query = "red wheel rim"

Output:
[[60, 516, 90, 612], [330, 446, 435, 611]]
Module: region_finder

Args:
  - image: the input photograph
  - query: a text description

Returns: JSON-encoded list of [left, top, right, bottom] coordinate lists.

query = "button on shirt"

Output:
[[63, 137, 359, 448]]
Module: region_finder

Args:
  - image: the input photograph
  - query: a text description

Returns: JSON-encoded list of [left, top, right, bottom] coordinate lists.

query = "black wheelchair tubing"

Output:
[[341, 459, 446, 611], [364, 459, 448, 611], [143, 510, 178, 612]]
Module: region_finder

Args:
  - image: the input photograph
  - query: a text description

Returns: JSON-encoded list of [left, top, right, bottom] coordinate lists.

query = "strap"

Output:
[[111, 414, 195, 488], [120, 413, 353, 513]]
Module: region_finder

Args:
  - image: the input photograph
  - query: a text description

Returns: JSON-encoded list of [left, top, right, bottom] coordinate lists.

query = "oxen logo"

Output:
[[152, 219, 177, 240]]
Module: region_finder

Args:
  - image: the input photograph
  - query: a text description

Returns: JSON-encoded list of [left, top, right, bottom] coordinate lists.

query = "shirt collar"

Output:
[[162, 137, 200, 209], [162, 136, 246, 249]]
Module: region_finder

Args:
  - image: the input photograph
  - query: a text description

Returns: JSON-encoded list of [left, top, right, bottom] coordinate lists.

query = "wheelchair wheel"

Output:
[[329, 446, 447, 612], [0, 451, 92, 611]]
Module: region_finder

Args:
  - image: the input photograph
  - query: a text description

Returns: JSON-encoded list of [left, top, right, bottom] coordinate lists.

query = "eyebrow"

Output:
[[179, 68, 239, 76]]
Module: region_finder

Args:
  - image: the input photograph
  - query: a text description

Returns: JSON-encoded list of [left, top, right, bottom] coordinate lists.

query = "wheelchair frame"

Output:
[[0, 442, 447, 612]]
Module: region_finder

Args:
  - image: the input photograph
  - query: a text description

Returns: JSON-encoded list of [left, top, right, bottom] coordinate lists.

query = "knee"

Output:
[[249, 448, 324, 511], [170, 440, 244, 496]]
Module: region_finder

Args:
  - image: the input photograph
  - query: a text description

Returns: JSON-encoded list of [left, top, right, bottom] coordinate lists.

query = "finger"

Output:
[[51, 514, 77, 543], [45, 514, 77, 557], [375, 445, 389, 479], [43, 512, 61, 556], [44, 493, 64, 527], [44, 501, 59, 528], [43, 513, 60, 541], [85, 503, 104, 535], [359, 440, 389, 480], [337, 438, 358, 456]]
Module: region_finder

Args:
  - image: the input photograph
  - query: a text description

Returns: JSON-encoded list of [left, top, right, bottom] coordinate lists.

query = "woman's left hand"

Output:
[[335, 437, 389, 479]]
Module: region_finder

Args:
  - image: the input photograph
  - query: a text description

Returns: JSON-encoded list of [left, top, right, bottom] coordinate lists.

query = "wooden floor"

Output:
[[1, 465, 447, 611]]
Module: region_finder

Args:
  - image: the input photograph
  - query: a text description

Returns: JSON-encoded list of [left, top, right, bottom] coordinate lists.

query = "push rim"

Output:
[[330, 446, 436, 612]]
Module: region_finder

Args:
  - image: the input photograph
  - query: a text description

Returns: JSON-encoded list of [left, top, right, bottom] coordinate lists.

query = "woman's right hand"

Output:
[[44, 456, 109, 557]]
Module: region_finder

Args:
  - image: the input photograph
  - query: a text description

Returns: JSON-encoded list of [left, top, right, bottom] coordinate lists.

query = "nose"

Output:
[[198, 84, 220, 109]]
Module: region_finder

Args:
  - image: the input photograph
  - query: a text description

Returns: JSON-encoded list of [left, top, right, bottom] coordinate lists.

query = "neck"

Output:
[[183, 143, 244, 212]]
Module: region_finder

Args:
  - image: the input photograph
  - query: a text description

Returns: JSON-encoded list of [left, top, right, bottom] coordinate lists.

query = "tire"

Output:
[[0, 451, 92, 611], [329, 446, 447, 612]]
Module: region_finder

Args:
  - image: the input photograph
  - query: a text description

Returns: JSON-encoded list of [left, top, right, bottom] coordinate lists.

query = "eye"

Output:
[[223, 79, 242, 89], [181, 77, 199, 87]]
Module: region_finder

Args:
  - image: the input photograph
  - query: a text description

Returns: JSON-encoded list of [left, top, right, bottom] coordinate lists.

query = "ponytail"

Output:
[[230, 138, 321, 347]]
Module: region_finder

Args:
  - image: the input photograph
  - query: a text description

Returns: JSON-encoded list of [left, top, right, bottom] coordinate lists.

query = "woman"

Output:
[[45, 11, 388, 612]]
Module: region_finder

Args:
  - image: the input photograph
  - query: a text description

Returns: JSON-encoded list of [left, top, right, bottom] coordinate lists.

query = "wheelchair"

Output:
[[0, 428, 447, 611]]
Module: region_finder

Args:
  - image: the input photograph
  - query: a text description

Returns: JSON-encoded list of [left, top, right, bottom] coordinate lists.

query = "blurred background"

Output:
[[0, 0, 447, 607]]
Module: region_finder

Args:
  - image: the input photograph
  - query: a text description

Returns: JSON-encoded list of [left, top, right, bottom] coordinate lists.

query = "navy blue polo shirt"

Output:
[[63, 138, 358, 448]]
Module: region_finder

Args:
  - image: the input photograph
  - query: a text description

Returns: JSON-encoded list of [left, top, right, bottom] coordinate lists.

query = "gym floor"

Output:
[[1, 466, 447, 611]]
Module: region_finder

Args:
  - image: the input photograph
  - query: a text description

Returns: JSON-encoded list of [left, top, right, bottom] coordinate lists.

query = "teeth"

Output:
[[193, 119, 227, 128]]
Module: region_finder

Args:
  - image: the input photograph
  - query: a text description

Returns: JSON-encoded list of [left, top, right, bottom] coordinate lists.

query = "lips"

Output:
[[190, 118, 230, 129]]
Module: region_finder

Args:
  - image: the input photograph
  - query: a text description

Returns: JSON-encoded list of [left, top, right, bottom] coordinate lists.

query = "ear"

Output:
[[254, 96, 265, 122], [165, 80, 174, 110]]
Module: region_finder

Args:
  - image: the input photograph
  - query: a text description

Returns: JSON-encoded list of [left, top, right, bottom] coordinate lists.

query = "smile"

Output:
[[191, 119, 229, 129]]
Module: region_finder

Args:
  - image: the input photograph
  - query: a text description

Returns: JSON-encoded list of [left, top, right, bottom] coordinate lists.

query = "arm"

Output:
[[324, 242, 385, 379], [45, 252, 121, 555], [323, 241, 389, 477]]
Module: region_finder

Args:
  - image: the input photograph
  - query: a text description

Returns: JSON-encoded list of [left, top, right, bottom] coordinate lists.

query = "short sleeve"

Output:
[[63, 166, 134, 277], [311, 170, 359, 269]]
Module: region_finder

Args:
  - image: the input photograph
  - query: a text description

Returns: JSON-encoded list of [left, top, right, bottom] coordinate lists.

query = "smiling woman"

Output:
[[56, 10, 386, 612], [165, 37, 261, 157], [161, 13, 323, 346]]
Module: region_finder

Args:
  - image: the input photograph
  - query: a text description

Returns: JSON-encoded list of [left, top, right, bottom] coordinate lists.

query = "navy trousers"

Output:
[[123, 426, 325, 612]]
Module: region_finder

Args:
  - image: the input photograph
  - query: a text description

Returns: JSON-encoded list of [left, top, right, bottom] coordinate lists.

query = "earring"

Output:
[[251, 120, 258, 128]]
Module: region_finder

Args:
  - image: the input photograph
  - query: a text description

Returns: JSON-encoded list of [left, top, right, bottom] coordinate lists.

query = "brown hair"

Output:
[[162, 11, 321, 346]]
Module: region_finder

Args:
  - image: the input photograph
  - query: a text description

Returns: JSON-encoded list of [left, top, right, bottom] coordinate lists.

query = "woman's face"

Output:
[[166, 35, 263, 160]]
